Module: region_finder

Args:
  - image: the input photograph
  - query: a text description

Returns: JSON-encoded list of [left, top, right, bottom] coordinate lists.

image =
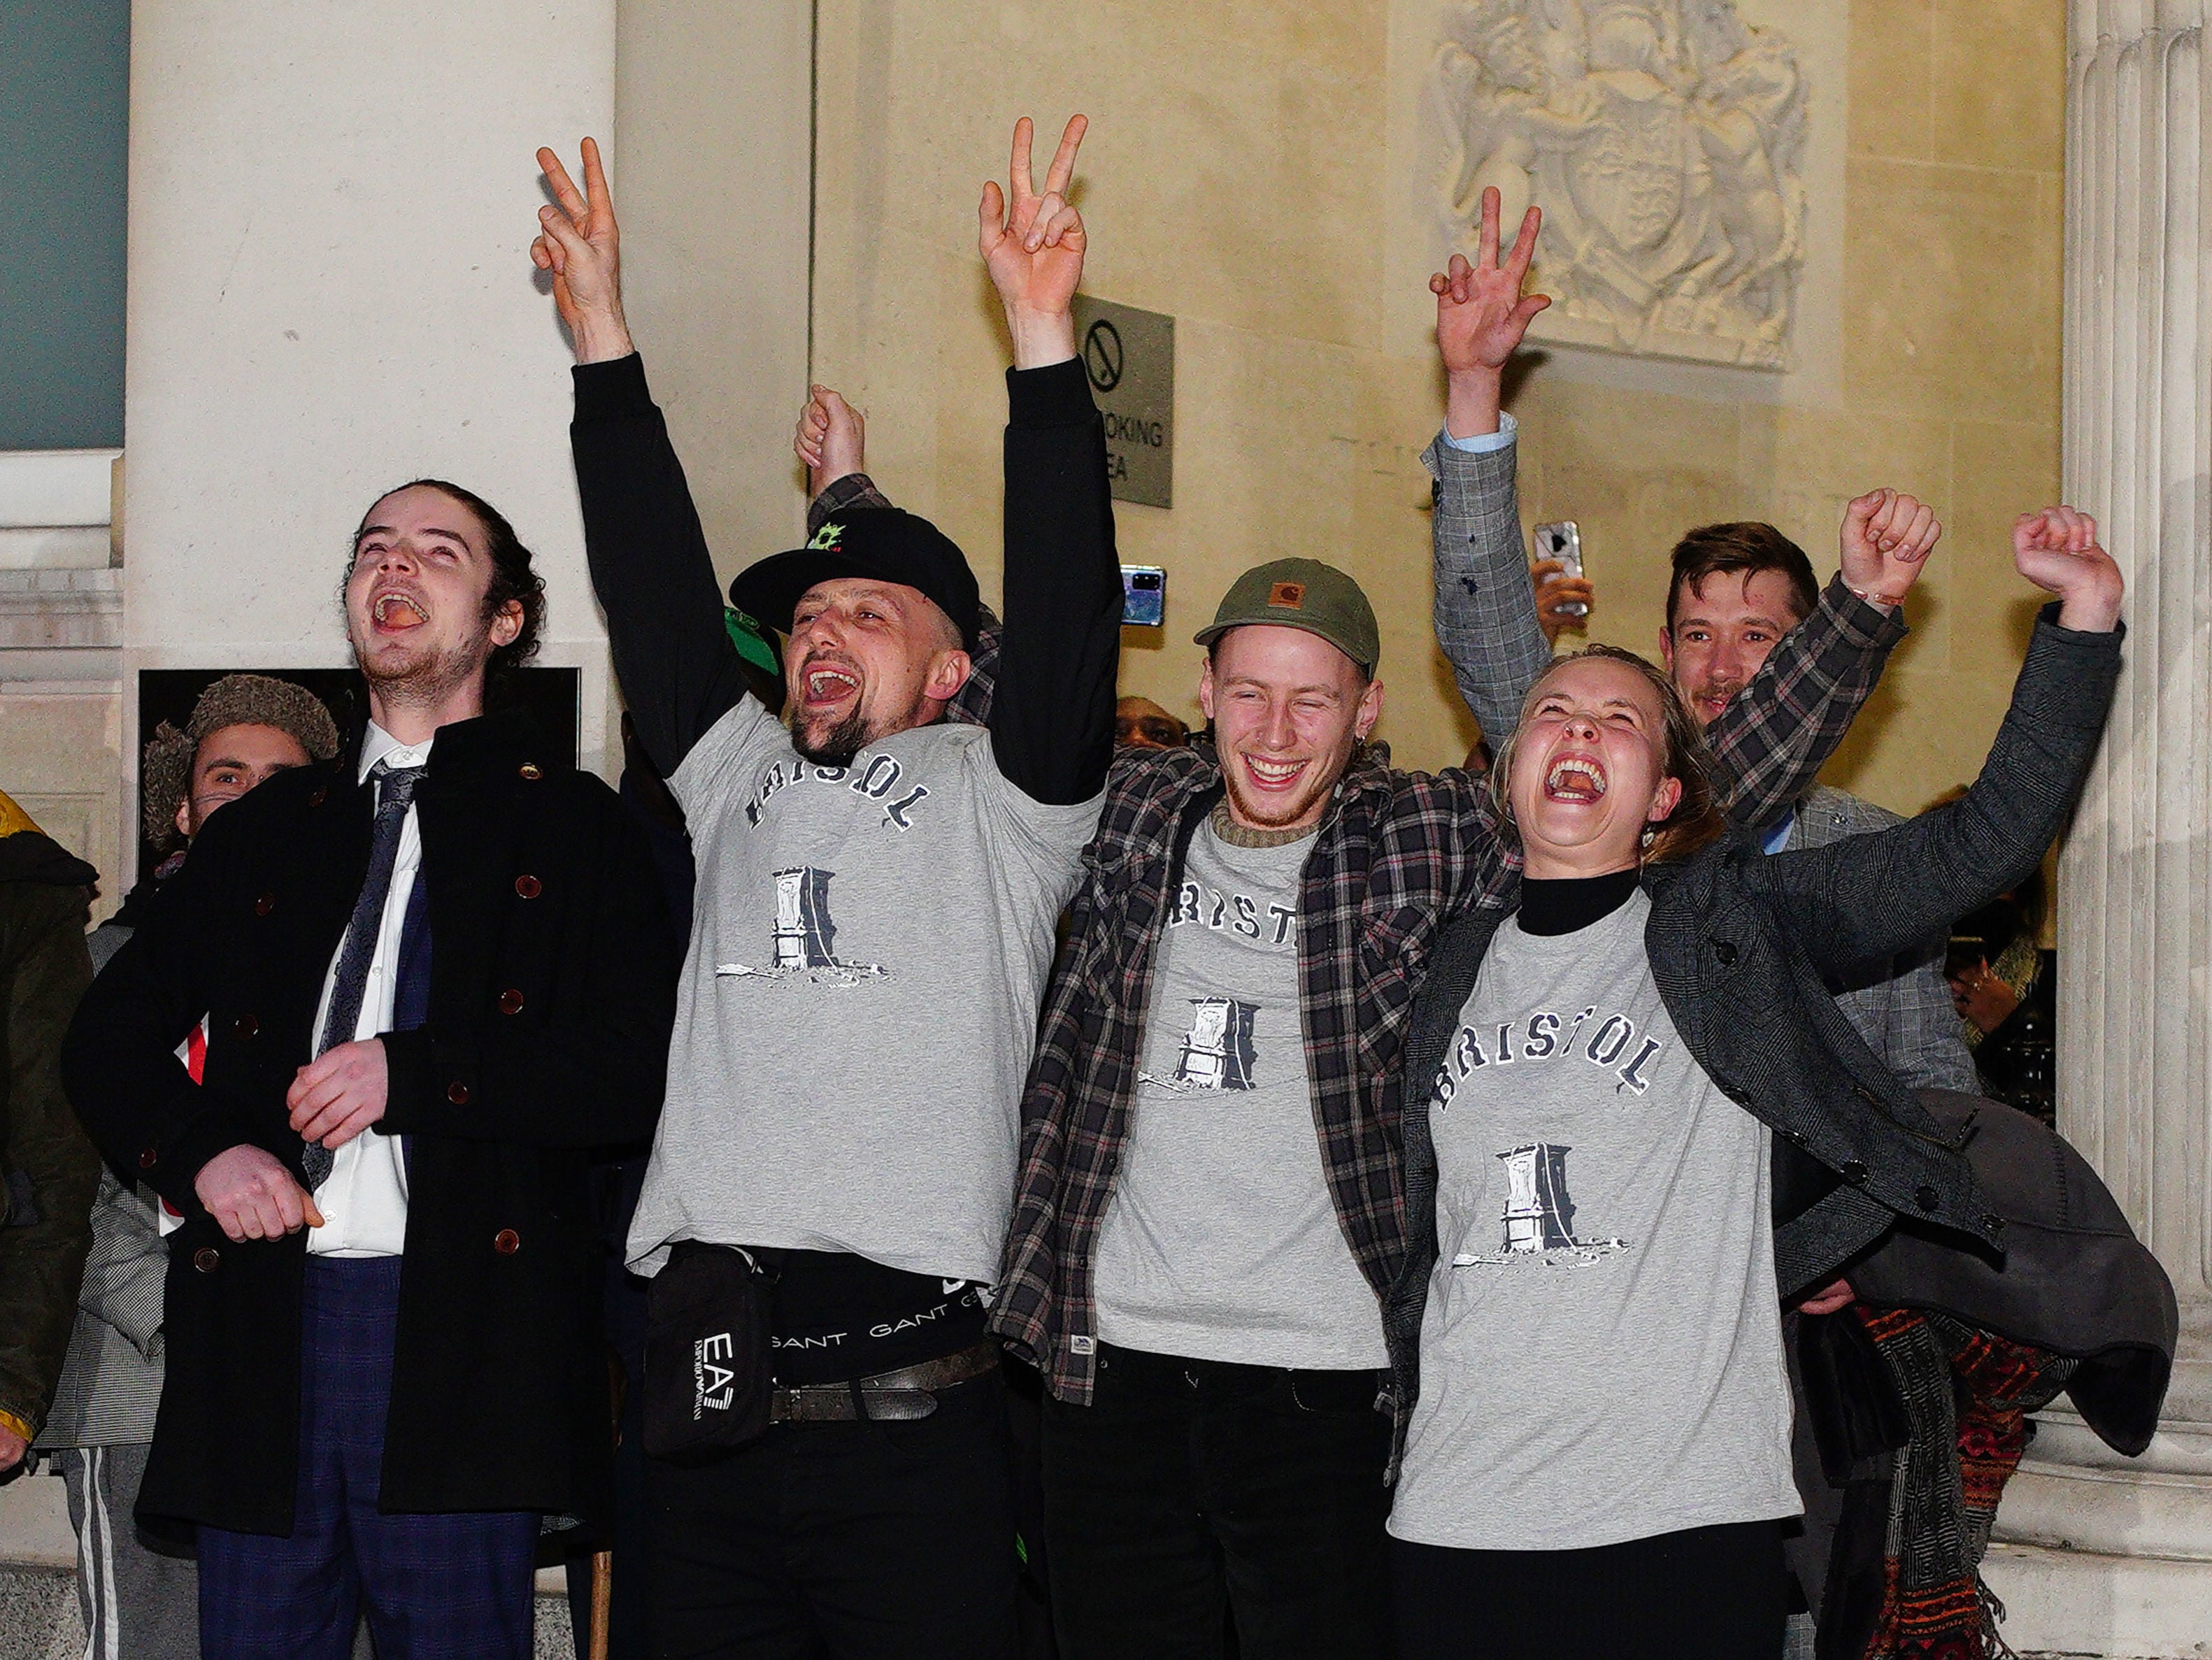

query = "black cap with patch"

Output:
[[728, 509, 980, 652]]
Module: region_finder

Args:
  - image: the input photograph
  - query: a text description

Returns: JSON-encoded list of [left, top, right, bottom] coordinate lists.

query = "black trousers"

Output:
[[1041, 1343, 1393, 1660], [645, 1371, 1020, 1660], [1390, 1520, 1788, 1660]]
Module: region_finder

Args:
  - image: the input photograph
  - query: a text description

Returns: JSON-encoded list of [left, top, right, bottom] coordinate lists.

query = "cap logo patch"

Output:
[[808, 522, 843, 552], [1269, 581, 1306, 609]]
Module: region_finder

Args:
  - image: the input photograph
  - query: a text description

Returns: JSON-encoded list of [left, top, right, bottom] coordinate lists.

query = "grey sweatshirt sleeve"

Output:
[[1424, 431, 1552, 747]]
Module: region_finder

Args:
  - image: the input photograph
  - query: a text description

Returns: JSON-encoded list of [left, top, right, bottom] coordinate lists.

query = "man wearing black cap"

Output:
[[533, 117, 1118, 1659]]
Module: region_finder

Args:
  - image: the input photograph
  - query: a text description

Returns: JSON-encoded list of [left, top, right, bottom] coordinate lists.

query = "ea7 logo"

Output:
[[692, 1331, 736, 1418]]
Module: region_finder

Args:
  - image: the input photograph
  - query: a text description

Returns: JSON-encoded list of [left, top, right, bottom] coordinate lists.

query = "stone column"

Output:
[[122, 0, 621, 808], [1985, 4, 2212, 1653]]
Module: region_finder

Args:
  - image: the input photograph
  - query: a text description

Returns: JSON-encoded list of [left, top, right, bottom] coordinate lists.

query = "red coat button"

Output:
[[447, 1081, 471, 1105], [518, 763, 543, 781], [254, 893, 276, 916], [497, 989, 525, 1016], [308, 786, 329, 808], [493, 1229, 520, 1255], [193, 1247, 220, 1273], [137, 1147, 157, 1170], [232, 1014, 259, 1039], [513, 874, 541, 899]]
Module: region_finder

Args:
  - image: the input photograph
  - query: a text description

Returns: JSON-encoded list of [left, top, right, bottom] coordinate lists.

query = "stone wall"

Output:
[[811, 0, 2067, 811]]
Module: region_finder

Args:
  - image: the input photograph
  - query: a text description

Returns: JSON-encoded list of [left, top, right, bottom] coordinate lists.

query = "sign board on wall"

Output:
[[1071, 296, 1173, 508]]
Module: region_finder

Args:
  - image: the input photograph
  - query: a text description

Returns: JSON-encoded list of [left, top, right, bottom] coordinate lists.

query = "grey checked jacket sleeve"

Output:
[[1882, 952, 1982, 1092], [1424, 433, 1553, 745], [1427, 424, 1910, 828]]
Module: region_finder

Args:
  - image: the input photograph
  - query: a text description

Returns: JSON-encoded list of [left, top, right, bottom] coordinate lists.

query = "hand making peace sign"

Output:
[[1431, 185, 1550, 440], [532, 136, 634, 364], [979, 115, 1090, 369]]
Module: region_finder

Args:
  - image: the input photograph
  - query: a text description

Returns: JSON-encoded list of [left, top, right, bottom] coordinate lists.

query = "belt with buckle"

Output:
[[769, 1338, 1001, 1424]]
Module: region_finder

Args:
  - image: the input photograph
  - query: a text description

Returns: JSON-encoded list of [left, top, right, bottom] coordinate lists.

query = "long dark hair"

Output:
[[352, 480, 546, 680], [1488, 644, 1727, 866]]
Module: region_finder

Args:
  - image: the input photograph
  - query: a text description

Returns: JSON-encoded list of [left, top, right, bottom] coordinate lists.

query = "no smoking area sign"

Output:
[[1071, 295, 1174, 508]]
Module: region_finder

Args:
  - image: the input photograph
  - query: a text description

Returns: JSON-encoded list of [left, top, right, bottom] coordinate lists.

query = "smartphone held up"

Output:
[[1532, 521, 1587, 617]]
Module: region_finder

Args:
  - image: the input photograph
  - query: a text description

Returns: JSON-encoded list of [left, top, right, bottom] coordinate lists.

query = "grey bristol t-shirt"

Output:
[[1092, 817, 1388, 1370], [625, 698, 1101, 1285], [1389, 891, 1799, 1550]]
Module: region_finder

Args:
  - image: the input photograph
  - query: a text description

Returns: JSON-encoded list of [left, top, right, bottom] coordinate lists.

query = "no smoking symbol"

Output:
[[1083, 319, 1125, 392]]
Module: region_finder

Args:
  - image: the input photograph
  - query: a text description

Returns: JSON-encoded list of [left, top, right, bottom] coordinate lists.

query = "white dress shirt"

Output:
[[304, 723, 431, 1258]]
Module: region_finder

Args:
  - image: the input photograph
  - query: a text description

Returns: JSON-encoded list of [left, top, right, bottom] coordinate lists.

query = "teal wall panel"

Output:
[[0, 0, 129, 451]]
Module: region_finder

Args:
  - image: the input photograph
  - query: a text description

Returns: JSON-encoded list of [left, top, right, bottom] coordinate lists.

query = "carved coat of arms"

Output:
[[1431, 0, 1807, 369]]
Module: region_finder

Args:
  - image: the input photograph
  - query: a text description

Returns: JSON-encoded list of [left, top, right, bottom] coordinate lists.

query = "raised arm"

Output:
[[1759, 508, 2125, 978], [797, 386, 893, 529], [976, 116, 1122, 805], [1701, 490, 1941, 824], [1427, 187, 1557, 743], [796, 387, 1006, 728], [536, 138, 748, 777]]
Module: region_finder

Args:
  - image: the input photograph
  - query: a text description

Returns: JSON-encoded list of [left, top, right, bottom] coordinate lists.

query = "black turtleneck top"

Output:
[[1516, 866, 1641, 936]]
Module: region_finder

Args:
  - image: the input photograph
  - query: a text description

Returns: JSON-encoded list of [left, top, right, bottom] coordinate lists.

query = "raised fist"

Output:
[[2013, 505, 2123, 632], [795, 387, 866, 498]]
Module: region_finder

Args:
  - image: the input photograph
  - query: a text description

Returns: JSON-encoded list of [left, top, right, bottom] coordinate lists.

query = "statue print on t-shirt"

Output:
[[1138, 860, 1297, 1094], [1432, 996, 1667, 1271], [711, 744, 948, 988], [1146, 996, 1262, 1092], [1449, 1141, 1629, 1267], [714, 865, 889, 985]]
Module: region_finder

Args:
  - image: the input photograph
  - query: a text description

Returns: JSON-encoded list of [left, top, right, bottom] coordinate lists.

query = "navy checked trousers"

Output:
[[197, 1256, 539, 1660]]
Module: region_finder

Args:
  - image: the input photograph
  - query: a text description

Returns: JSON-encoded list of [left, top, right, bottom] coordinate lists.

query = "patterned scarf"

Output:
[[1855, 1306, 2077, 1659]]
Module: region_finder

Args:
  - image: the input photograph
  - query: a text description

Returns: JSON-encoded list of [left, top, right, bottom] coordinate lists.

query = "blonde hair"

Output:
[[1487, 644, 1727, 866]]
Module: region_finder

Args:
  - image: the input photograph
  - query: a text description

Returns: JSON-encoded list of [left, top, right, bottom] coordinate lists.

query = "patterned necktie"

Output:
[[302, 759, 426, 1189]]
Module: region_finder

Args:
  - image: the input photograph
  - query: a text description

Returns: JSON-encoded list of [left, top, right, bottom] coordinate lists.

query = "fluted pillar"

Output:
[[1985, 4, 2212, 1654]]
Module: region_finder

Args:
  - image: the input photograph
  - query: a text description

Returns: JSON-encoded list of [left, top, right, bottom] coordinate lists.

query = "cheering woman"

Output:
[[1383, 507, 2124, 1659]]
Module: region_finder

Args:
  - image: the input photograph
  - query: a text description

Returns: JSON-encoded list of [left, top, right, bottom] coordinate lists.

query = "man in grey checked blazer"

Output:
[[1429, 489, 1976, 1098]]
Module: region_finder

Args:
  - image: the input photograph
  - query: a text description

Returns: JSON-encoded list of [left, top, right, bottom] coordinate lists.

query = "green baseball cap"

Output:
[[1194, 558, 1380, 674]]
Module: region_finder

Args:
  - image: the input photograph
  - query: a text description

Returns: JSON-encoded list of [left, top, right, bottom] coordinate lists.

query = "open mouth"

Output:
[[370, 589, 429, 633], [1696, 685, 1741, 721], [801, 661, 861, 708], [1543, 754, 1608, 803], [1241, 754, 1309, 793]]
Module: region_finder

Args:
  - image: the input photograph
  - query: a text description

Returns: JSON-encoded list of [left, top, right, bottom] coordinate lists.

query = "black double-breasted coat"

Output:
[[63, 706, 677, 1537]]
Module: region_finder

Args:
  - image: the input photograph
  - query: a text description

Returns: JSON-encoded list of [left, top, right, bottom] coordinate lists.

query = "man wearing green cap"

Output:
[[989, 195, 1936, 1658]]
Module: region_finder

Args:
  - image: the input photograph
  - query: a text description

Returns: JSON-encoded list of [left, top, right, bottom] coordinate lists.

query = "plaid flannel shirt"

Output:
[[991, 436, 1911, 1405]]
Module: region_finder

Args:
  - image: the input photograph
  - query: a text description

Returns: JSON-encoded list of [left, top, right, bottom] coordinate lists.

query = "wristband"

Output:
[[1846, 582, 1905, 608]]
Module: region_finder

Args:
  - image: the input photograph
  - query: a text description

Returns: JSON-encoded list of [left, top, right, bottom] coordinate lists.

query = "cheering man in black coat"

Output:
[[64, 482, 677, 1660]]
